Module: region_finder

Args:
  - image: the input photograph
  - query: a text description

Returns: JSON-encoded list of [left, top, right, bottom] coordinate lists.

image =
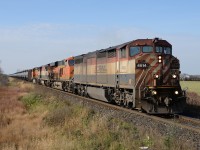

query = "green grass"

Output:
[[20, 93, 43, 110], [180, 81, 200, 95]]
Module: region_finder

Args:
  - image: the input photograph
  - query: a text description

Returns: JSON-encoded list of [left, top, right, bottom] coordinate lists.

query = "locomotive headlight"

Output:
[[172, 74, 177, 79], [175, 91, 179, 95], [152, 90, 157, 95], [158, 56, 162, 63], [154, 74, 159, 79]]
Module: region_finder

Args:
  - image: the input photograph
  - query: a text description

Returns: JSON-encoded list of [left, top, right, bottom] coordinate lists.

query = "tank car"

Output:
[[11, 70, 29, 80], [73, 38, 186, 114]]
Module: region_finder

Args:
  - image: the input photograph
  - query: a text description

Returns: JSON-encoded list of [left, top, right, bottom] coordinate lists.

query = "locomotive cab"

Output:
[[132, 38, 186, 114]]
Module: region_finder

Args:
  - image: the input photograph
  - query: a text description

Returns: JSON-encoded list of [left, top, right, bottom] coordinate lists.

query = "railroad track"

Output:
[[175, 115, 200, 130]]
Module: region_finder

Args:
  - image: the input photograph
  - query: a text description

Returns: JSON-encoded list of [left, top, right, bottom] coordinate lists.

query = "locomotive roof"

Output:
[[98, 38, 171, 53], [101, 41, 133, 52], [74, 38, 171, 59], [132, 38, 172, 47], [74, 41, 133, 59]]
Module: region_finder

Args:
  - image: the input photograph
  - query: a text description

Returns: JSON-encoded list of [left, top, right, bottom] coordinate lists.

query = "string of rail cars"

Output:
[[11, 38, 187, 114]]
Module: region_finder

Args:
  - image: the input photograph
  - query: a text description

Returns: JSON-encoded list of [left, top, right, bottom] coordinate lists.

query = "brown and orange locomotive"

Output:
[[12, 38, 186, 114]]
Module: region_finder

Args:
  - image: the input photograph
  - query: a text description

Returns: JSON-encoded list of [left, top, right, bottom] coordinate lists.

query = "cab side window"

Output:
[[130, 46, 140, 57], [120, 48, 126, 58], [156, 46, 162, 53], [60, 68, 63, 76]]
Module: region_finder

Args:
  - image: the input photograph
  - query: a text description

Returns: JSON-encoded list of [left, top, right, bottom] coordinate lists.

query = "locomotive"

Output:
[[11, 38, 186, 114]]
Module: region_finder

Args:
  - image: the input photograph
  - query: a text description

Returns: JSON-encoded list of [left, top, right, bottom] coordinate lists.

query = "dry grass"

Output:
[[180, 81, 200, 108], [0, 80, 52, 150], [8, 77, 34, 92], [0, 79, 195, 150], [186, 92, 200, 106], [180, 81, 200, 118], [181, 80, 200, 105]]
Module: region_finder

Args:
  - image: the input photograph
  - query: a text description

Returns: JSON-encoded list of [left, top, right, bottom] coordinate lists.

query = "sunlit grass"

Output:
[[181, 81, 200, 96]]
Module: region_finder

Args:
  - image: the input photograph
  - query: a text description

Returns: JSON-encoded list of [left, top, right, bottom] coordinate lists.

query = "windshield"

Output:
[[68, 60, 75, 66], [130, 46, 140, 57], [163, 47, 171, 54], [156, 46, 162, 53], [155, 46, 172, 54], [142, 46, 153, 53]]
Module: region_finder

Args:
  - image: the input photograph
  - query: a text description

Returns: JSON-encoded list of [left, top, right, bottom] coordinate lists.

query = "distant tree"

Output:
[[0, 68, 2, 75], [0, 60, 2, 74], [0, 61, 8, 86]]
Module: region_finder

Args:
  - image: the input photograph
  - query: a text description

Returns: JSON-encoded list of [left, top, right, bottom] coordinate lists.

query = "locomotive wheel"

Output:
[[128, 102, 133, 109], [108, 94, 115, 104], [62, 82, 67, 91]]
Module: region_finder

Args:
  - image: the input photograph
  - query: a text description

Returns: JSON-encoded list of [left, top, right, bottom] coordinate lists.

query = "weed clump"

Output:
[[0, 114, 11, 127], [164, 135, 173, 150], [44, 107, 73, 126], [20, 94, 42, 110]]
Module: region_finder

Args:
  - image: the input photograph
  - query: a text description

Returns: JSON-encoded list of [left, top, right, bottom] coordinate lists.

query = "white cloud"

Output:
[[0, 23, 199, 74]]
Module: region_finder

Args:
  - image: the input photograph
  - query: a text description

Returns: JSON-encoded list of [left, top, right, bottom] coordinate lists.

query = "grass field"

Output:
[[181, 81, 200, 96], [0, 78, 194, 150]]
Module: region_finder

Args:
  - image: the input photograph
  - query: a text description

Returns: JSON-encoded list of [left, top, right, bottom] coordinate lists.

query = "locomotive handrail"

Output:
[[134, 69, 145, 102], [138, 68, 150, 100]]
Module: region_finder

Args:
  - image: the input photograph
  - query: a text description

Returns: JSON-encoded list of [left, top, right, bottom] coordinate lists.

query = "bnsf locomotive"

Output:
[[12, 38, 186, 114]]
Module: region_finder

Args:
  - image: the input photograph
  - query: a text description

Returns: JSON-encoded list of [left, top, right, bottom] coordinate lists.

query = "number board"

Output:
[[136, 63, 149, 69]]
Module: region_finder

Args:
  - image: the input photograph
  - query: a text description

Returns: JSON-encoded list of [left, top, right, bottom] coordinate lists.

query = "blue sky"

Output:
[[0, 0, 200, 74]]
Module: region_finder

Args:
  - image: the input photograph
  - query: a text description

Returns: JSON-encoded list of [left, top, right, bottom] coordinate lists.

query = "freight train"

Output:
[[11, 38, 186, 114]]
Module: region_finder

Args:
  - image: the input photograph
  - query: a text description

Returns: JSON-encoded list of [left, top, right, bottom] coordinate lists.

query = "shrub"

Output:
[[44, 107, 73, 127], [0, 114, 11, 127], [20, 93, 42, 110], [82, 109, 95, 127], [164, 135, 173, 150]]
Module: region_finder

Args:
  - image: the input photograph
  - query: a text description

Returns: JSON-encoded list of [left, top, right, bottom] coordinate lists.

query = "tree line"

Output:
[[0, 66, 8, 86], [180, 74, 200, 81]]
